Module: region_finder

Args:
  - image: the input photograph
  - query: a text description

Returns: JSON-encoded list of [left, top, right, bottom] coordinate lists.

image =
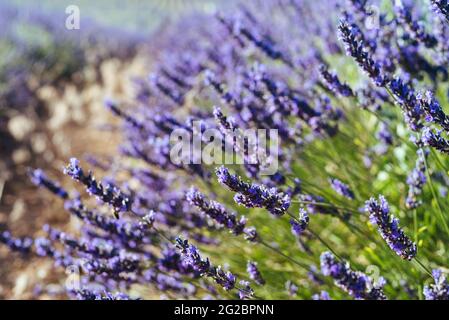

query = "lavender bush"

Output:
[[3, 0, 449, 300]]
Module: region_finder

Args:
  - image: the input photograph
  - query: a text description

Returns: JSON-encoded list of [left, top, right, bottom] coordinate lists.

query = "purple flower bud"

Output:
[[64, 158, 132, 214], [285, 280, 298, 296], [329, 178, 354, 200], [176, 237, 238, 292], [320, 251, 386, 300], [238, 280, 254, 300], [365, 195, 417, 260], [319, 64, 354, 97], [406, 150, 427, 209], [423, 269, 449, 300], [247, 261, 265, 285], [0, 231, 33, 254], [290, 208, 309, 237], [312, 290, 331, 300], [431, 0, 449, 23], [421, 127, 449, 154], [216, 166, 290, 216], [186, 187, 246, 235], [29, 169, 68, 199], [419, 91, 449, 132], [338, 19, 387, 86], [395, 3, 438, 48]]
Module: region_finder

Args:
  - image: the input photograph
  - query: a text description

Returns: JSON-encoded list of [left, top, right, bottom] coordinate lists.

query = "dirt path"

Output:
[[0, 54, 147, 299]]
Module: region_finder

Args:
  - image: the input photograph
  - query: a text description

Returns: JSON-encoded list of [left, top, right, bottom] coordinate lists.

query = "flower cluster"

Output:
[[185, 187, 247, 235], [3, 0, 449, 301], [247, 261, 265, 286], [431, 0, 449, 23], [176, 237, 253, 296], [338, 19, 386, 86], [365, 196, 417, 260], [423, 269, 449, 300], [64, 158, 132, 214], [216, 166, 290, 216], [320, 252, 387, 300], [421, 127, 449, 154], [406, 150, 427, 209], [329, 178, 354, 200], [290, 208, 309, 237], [319, 64, 354, 97]]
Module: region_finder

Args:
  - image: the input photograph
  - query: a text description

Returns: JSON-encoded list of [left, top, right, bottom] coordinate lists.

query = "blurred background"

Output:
[[0, 0, 235, 299]]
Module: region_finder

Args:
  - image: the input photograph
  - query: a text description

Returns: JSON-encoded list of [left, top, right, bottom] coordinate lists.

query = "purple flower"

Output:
[[421, 127, 449, 154], [0, 231, 33, 254], [247, 261, 265, 285], [388, 78, 423, 131], [320, 251, 387, 300], [105, 99, 145, 131], [73, 289, 136, 300], [431, 0, 449, 23], [319, 64, 354, 97], [395, 3, 438, 48], [418, 91, 449, 132], [290, 208, 309, 237], [406, 150, 427, 209], [312, 290, 331, 300], [423, 269, 449, 300], [64, 158, 132, 214], [365, 195, 417, 260], [185, 187, 247, 235], [285, 280, 298, 297], [29, 169, 68, 199], [216, 166, 290, 216], [329, 178, 354, 200], [338, 19, 387, 86], [176, 237, 237, 291], [238, 280, 255, 300]]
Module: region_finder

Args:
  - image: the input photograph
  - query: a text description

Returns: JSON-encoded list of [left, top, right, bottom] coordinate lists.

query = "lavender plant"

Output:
[[3, 0, 449, 301]]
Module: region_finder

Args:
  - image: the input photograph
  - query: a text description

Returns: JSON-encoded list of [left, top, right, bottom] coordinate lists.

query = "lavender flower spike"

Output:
[[431, 0, 449, 23], [64, 158, 132, 214], [0, 231, 33, 254], [176, 237, 241, 292], [29, 169, 68, 199], [73, 289, 136, 300], [421, 127, 449, 154], [312, 291, 331, 300], [338, 19, 386, 86], [185, 187, 246, 235], [364, 195, 417, 260], [395, 4, 438, 48], [290, 208, 309, 237], [423, 269, 449, 300], [419, 91, 449, 132], [405, 150, 427, 209], [329, 178, 354, 200], [285, 280, 298, 297], [320, 251, 387, 300], [215, 166, 290, 216], [247, 261, 265, 285], [319, 64, 354, 97]]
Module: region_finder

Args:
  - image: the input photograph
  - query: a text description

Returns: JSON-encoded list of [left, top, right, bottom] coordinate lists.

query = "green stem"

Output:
[[423, 155, 449, 238], [291, 200, 360, 214], [258, 239, 310, 271], [413, 257, 433, 278]]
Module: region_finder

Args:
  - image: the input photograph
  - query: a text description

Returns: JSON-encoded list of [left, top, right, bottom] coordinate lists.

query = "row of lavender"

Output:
[[3, 0, 449, 299]]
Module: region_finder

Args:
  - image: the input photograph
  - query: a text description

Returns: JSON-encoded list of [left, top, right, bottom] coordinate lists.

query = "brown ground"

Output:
[[0, 54, 148, 299]]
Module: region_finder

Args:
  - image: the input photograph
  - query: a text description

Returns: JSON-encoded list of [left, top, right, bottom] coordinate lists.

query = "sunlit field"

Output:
[[1, 0, 449, 300]]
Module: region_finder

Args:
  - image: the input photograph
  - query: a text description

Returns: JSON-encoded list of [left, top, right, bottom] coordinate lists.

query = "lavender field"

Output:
[[1, 0, 449, 301]]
